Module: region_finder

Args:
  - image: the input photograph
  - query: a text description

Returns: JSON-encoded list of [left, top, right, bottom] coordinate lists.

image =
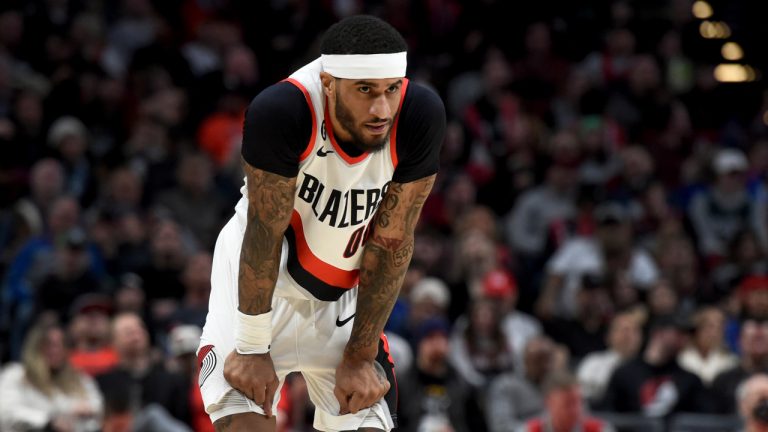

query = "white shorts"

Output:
[[198, 217, 397, 431]]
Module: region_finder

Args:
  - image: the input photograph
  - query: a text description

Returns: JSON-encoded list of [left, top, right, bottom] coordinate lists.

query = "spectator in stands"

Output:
[[477, 268, 542, 373], [712, 230, 768, 299], [713, 318, 768, 413], [35, 227, 104, 320], [450, 296, 514, 388], [7, 158, 65, 243], [505, 148, 578, 268], [738, 374, 768, 432], [537, 202, 659, 319], [486, 336, 569, 432], [167, 325, 212, 432], [96, 312, 190, 426], [47, 116, 98, 207], [407, 276, 451, 342], [0, 320, 102, 431], [679, 306, 738, 385], [543, 273, 613, 361], [3, 196, 105, 359], [169, 252, 212, 329], [600, 315, 708, 416], [578, 309, 643, 405], [689, 148, 767, 267], [739, 276, 768, 321], [155, 152, 227, 249], [517, 370, 615, 432], [68, 294, 119, 376], [399, 318, 479, 432]]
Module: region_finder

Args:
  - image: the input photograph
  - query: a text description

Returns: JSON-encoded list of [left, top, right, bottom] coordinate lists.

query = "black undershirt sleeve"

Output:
[[240, 81, 311, 177], [392, 83, 446, 184]]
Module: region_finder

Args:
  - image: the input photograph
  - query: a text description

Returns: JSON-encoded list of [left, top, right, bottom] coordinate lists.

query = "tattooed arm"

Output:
[[222, 158, 295, 418], [238, 158, 296, 314], [345, 174, 435, 360], [334, 175, 435, 414]]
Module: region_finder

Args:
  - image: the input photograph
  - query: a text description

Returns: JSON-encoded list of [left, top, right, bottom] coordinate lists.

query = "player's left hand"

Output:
[[334, 357, 390, 415]]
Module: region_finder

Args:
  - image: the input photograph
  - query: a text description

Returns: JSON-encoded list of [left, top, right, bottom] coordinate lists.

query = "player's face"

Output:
[[327, 76, 403, 152]]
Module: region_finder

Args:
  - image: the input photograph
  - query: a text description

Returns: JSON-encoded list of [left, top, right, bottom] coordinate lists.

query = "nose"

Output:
[[369, 94, 391, 120]]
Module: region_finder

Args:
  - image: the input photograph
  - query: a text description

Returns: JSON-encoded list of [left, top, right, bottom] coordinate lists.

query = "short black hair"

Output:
[[320, 15, 407, 55]]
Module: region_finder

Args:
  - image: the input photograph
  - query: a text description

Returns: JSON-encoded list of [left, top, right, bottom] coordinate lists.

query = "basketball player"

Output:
[[197, 15, 446, 432]]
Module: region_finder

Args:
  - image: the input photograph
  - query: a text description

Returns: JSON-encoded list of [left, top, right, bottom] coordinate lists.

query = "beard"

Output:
[[334, 89, 392, 153]]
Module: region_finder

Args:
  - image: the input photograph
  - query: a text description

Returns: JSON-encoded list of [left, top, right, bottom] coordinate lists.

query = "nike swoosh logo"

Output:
[[317, 147, 334, 157], [336, 313, 355, 327]]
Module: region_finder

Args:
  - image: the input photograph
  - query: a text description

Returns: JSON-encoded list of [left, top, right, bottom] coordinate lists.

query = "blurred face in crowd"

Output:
[[597, 219, 632, 255], [740, 375, 768, 425], [694, 308, 726, 353], [629, 55, 661, 93], [608, 313, 642, 358], [547, 385, 583, 432], [418, 331, 450, 371], [42, 327, 68, 372], [469, 298, 500, 336], [112, 313, 149, 360], [183, 252, 212, 300], [717, 168, 746, 193], [648, 326, 688, 361], [109, 168, 142, 208], [177, 154, 213, 195], [741, 320, 768, 362], [648, 279, 679, 316], [321, 72, 402, 153], [746, 291, 768, 321], [458, 231, 496, 278], [70, 310, 111, 347], [151, 219, 185, 262], [48, 197, 80, 236], [31, 158, 64, 202], [524, 337, 557, 382]]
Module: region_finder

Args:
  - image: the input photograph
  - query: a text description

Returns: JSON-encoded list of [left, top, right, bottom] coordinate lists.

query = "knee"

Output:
[[214, 412, 275, 432]]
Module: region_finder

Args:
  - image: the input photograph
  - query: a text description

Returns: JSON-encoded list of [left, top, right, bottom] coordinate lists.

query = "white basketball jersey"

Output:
[[233, 58, 410, 301]]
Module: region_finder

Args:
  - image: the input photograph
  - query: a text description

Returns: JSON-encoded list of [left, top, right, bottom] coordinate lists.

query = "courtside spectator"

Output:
[[0, 320, 102, 431]]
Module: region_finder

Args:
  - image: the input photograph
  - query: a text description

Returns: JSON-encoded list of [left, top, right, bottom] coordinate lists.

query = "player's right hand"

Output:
[[223, 350, 279, 417]]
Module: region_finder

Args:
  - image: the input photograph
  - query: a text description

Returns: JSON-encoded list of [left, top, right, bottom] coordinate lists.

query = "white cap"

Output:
[[713, 148, 748, 174], [169, 325, 202, 356], [47, 116, 88, 147], [409, 277, 451, 309]]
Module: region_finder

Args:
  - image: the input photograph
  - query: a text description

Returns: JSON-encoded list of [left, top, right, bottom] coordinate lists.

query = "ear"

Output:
[[320, 72, 335, 97]]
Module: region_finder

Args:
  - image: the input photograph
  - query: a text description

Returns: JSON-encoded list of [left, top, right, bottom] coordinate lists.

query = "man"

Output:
[[398, 318, 478, 432], [738, 374, 768, 432], [97, 313, 190, 426], [599, 315, 709, 417], [486, 336, 569, 432], [577, 309, 642, 405], [198, 15, 445, 432], [712, 318, 768, 414], [517, 371, 615, 432]]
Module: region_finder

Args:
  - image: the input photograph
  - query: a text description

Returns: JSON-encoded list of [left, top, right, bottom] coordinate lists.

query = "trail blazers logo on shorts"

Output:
[[198, 345, 216, 387]]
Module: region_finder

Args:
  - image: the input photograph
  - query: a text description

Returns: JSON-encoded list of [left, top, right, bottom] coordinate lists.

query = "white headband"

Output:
[[321, 52, 407, 79]]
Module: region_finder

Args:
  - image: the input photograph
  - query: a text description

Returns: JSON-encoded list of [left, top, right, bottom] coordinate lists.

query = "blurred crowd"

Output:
[[1, 0, 768, 431]]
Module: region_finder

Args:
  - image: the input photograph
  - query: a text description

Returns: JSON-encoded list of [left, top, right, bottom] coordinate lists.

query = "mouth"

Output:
[[364, 122, 390, 135]]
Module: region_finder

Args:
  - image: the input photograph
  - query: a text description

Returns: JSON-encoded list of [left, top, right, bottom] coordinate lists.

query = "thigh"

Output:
[[213, 412, 275, 432]]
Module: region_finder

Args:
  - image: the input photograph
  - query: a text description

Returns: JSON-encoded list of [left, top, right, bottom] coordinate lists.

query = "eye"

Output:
[[358, 86, 370, 94], [386, 85, 400, 93]]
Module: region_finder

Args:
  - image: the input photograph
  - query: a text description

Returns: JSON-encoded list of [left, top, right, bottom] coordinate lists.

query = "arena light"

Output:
[[722, 42, 743, 61], [700, 21, 732, 39], [714, 64, 757, 82], [692, 1, 713, 19]]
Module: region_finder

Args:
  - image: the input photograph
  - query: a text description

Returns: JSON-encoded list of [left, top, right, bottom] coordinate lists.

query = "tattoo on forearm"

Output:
[[238, 159, 296, 315], [346, 176, 435, 358]]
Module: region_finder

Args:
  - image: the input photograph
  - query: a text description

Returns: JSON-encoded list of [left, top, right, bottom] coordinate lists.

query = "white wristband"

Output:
[[235, 310, 272, 354]]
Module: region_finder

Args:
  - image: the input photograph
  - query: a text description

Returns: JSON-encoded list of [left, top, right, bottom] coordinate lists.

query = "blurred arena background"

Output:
[[1, 0, 768, 431]]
